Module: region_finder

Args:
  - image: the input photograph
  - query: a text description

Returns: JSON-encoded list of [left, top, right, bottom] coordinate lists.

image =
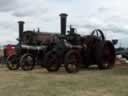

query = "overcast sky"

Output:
[[0, 0, 128, 47]]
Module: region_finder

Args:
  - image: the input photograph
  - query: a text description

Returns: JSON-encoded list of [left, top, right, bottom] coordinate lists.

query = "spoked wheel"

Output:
[[20, 53, 35, 71], [7, 55, 20, 70], [44, 51, 60, 72], [96, 41, 115, 69], [64, 50, 81, 73]]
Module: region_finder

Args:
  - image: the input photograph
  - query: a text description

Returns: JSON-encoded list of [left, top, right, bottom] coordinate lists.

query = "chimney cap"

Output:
[[59, 13, 68, 17], [18, 21, 25, 24]]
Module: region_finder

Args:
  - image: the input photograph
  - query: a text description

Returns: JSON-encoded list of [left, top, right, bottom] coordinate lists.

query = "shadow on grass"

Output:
[[3, 63, 128, 76]]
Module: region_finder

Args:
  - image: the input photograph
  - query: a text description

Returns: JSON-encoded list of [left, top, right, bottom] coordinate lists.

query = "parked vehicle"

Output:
[[6, 13, 116, 73]]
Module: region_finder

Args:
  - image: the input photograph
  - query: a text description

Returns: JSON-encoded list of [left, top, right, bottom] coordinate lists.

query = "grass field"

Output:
[[0, 64, 128, 96]]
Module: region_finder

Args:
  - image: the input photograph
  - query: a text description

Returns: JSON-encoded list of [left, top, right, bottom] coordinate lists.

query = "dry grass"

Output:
[[0, 64, 128, 96]]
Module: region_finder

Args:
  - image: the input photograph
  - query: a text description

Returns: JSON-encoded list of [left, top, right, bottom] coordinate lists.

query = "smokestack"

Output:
[[18, 21, 24, 44], [59, 13, 68, 35]]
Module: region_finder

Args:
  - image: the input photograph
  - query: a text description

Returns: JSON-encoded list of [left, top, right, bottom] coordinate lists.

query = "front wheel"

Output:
[[44, 51, 60, 72], [6, 55, 20, 70], [20, 53, 35, 71], [64, 50, 81, 73]]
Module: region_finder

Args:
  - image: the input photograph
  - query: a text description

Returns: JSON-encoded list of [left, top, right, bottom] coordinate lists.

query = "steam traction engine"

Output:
[[44, 14, 82, 73], [43, 14, 115, 73], [6, 13, 116, 73], [7, 21, 58, 71]]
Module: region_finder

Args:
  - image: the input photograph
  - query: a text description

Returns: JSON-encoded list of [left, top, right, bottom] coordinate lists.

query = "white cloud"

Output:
[[0, 0, 127, 47]]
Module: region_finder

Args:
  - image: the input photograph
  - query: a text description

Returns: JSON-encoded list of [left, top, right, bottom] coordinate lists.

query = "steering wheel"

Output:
[[91, 29, 105, 40]]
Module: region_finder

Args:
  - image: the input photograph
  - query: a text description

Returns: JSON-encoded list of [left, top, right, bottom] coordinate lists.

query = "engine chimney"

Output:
[[18, 21, 24, 44], [59, 13, 68, 35]]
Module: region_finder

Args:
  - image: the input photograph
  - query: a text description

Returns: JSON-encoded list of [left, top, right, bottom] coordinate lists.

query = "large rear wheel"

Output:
[[95, 41, 115, 69]]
